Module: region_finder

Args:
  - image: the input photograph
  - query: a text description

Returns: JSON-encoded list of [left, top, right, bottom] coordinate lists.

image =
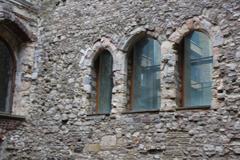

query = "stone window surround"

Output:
[[126, 34, 161, 112], [165, 16, 224, 111], [81, 16, 224, 115], [0, 10, 36, 117]]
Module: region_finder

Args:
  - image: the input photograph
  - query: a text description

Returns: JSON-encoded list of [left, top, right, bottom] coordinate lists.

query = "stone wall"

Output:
[[0, 0, 38, 116], [1, 0, 240, 159], [0, 0, 38, 157]]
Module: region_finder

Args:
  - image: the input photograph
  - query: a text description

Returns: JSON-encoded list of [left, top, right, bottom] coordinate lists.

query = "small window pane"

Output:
[[184, 31, 212, 108], [0, 40, 13, 112], [96, 51, 113, 113], [132, 38, 161, 111]]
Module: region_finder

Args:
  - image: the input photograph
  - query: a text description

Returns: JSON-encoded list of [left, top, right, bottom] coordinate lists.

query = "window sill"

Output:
[[122, 109, 160, 114], [86, 113, 110, 117], [176, 106, 211, 111], [86, 107, 211, 116], [0, 112, 25, 121]]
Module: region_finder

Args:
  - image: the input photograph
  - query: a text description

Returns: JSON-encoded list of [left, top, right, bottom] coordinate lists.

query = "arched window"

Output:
[[178, 31, 212, 108], [0, 39, 15, 113], [94, 50, 113, 114], [129, 37, 161, 111]]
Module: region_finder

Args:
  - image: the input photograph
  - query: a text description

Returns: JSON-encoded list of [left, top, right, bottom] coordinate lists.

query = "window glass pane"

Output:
[[0, 139, 3, 155], [184, 31, 212, 107], [0, 40, 12, 112], [97, 51, 113, 113], [132, 38, 161, 111]]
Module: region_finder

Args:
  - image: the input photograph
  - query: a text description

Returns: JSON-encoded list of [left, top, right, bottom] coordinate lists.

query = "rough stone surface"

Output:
[[0, 0, 240, 160], [100, 135, 117, 149], [84, 144, 101, 153]]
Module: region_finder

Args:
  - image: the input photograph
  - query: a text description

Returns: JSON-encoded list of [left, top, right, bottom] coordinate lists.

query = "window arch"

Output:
[[178, 31, 212, 108], [128, 37, 161, 111], [94, 50, 113, 114], [0, 38, 15, 113]]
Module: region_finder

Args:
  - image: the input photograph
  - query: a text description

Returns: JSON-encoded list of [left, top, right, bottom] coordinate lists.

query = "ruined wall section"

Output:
[[0, 0, 38, 158], [2, 0, 240, 159], [0, 0, 38, 116]]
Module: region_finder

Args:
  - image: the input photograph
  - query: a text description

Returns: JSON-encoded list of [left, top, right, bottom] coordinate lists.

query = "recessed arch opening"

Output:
[[91, 49, 113, 114], [0, 19, 33, 42], [127, 35, 161, 111], [0, 38, 16, 113], [177, 30, 213, 108]]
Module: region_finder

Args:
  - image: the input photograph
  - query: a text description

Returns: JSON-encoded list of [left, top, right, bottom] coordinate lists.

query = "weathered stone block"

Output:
[[84, 144, 101, 153], [100, 135, 117, 149]]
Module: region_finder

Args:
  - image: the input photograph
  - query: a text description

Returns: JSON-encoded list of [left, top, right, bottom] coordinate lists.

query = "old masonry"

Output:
[[0, 0, 240, 159]]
